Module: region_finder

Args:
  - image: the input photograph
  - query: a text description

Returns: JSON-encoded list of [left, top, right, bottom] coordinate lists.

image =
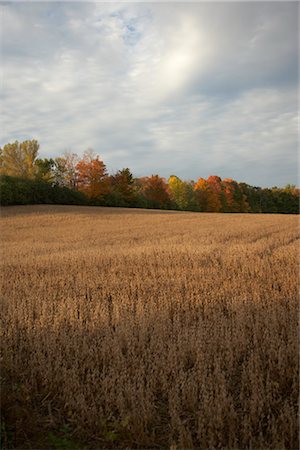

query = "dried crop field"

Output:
[[1, 205, 298, 450]]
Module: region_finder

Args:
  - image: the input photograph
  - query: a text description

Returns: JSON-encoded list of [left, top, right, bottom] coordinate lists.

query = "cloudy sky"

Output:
[[1, 1, 298, 186]]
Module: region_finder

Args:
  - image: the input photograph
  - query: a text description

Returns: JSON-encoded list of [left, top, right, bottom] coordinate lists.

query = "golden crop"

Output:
[[1, 205, 298, 449]]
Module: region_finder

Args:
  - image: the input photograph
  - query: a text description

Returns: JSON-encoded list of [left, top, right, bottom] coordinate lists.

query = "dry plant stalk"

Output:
[[0, 205, 298, 449]]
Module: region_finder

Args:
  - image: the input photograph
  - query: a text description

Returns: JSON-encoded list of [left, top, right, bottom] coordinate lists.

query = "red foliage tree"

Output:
[[205, 176, 223, 212], [141, 175, 171, 209], [76, 154, 109, 201], [222, 178, 249, 212]]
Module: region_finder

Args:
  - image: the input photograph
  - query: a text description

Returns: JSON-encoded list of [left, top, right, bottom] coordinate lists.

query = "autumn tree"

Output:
[[0, 140, 39, 178], [76, 151, 108, 201], [205, 176, 224, 212], [222, 178, 249, 212], [109, 168, 135, 206], [139, 175, 171, 209], [194, 176, 223, 212], [168, 175, 197, 210], [194, 177, 209, 211]]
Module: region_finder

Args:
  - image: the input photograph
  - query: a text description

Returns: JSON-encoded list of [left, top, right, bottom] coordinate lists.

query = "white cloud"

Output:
[[1, 1, 298, 187]]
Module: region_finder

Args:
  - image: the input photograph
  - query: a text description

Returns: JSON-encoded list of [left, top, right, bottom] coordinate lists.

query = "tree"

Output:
[[239, 183, 262, 213], [35, 158, 55, 182], [0, 140, 39, 178], [205, 176, 223, 212], [22, 140, 40, 178], [194, 177, 209, 211], [61, 152, 79, 190], [0, 148, 3, 174], [76, 152, 108, 201], [168, 175, 197, 210], [222, 178, 249, 212], [51, 157, 69, 187], [109, 168, 135, 206], [138, 175, 171, 209]]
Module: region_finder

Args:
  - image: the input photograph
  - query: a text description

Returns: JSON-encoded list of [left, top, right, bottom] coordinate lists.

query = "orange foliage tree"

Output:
[[76, 152, 109, 201], [206, 176, 223, 212], [194, 177, 209, 211], [194, 176, 223, 212]]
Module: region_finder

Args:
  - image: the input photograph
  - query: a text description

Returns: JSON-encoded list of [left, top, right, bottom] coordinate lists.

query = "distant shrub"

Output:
[[0, 175, 88, 206]]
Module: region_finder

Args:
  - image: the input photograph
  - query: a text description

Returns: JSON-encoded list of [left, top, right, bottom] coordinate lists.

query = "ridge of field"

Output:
[[1, 205, 298, 449]]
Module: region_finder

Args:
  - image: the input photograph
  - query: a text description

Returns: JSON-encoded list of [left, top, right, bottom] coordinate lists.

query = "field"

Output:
[[0, 205, 298, 450]]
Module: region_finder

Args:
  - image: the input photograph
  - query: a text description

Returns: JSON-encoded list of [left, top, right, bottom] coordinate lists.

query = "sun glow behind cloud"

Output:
[[153, 17, 207, 99]]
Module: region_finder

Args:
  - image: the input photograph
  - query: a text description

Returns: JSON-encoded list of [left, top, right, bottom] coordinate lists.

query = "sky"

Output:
[[0, 1, 298, 187]]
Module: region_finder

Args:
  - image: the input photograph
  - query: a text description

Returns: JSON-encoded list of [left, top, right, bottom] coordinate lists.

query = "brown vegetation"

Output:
[[0, 205, 298, 449]]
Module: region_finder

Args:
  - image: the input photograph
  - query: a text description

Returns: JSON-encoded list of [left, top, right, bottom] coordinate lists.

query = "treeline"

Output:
[[0, 140, 299, 213]]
